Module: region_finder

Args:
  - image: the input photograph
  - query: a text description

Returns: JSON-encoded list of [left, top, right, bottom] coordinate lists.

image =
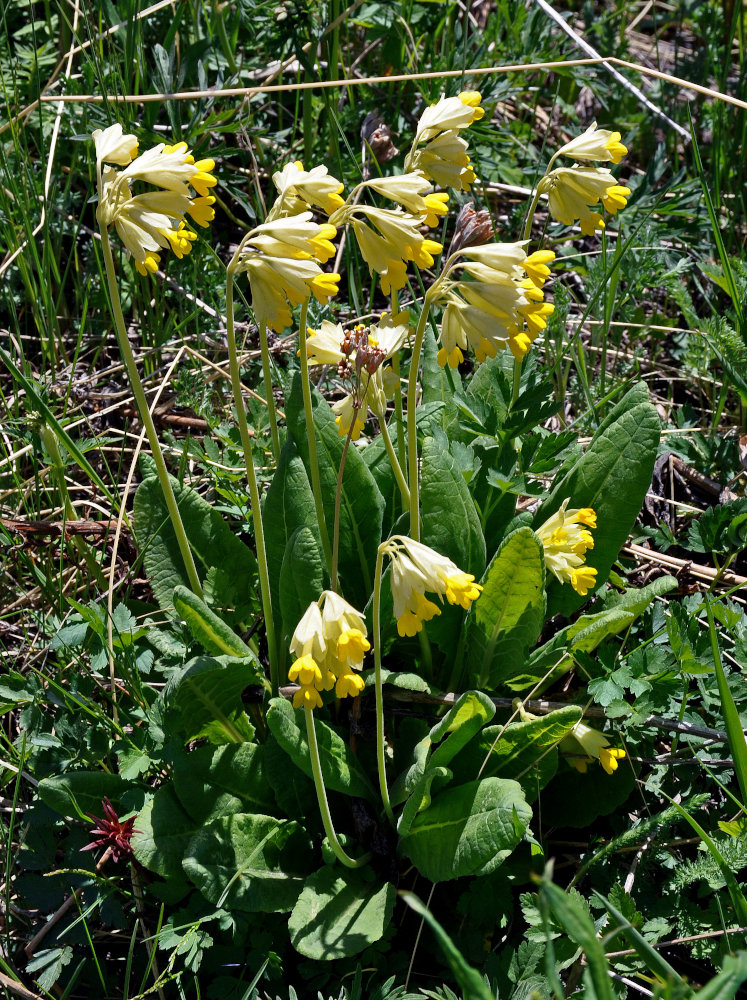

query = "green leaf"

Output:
[[289, 867, 395, 960], [464, 527, 545, 689], [420, 435, 485, 579], [266, 697, 376, 801], [132, 785, 198, 879], [691, 952, 747, 1000], [451, 706, 583, 791], [279, 527, 325, 644], [286, 374, 384, 608], [172, 743, 277, 823], [169, 655, 261, 744], [400, 892, 495, 1000], [399, 777, 532, 881], [511, 576, 677, 690], [593, 890, 682, 987], [391, 690, 495, 806], [172, 585, 252, 658], [541, 879, 613, 1000], [687, 499, 747, 554], [263, 439, 322, 645], [705, 596, 747, 806], [133, 473, 257, 613], [37, 772, 130, 822], [534, 382, 660, 618], [183, 813, 309, 912]]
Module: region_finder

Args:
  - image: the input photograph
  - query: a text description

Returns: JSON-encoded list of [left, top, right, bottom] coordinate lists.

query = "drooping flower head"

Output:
[[236, 213, 340, 332], [288, 591, 370, 708], [93, 124, 216, 275], [538, 165, 630, 236], [380, 536, 482, 637], [560, 721, 626, 775], [271, 161, 345, 218], [431, 241, 555, 367], [404, 91, 484, 192], [553, 121, 628, 165], [535, 499, 597, 595], [329, 201, 442, 296]]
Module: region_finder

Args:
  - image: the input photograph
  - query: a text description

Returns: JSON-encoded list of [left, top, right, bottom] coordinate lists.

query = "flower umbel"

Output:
[[380, 535, 482, 637], [404, 91, 483, 191], [287, 592, 370, 708], [538, 165, 630, 236], [535, 499, 597, 595], [237, 213, 341, 332], [561, 721, 626, 775], [93, 125, 216, 274], [432, 241, 555, 367]]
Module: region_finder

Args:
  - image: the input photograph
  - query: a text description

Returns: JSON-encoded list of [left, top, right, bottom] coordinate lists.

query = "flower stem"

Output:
[[389, 289, 408, 480], [258, 320, 281, 462], [377, 414, 410, 508], [304, 706, 371, 867], [406, 298, 431, 542], [331, 413, 357, 593], [372, 545, 395, 826], [298, 301, 334, 574], [99, 225, 203, 598], [226, 265, 279, 695]]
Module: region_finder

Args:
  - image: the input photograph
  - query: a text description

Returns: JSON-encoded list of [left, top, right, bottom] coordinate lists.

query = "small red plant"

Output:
[[82, 797, 140, 864]]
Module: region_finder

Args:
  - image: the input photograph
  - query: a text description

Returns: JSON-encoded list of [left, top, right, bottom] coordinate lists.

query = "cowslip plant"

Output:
[[75, 96, 656, 967]]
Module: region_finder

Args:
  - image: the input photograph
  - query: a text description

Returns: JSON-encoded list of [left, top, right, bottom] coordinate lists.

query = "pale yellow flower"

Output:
[[413, 91, 484, 144], [287, 592, 370, 709], [538, 166, 631, 236], [238, 216, 341, 332], [92, 123, 139, 166], [561, 721, 626, 775], [555, 122, 627, 165], [432, 242, 554, 367], [272, 160, 345, 217], [380, 536, 482, 637], [535, 499, 598, 595], [342, 206, 441, 295], [363, 173, 449, 228], [94, 130, 216, 273]]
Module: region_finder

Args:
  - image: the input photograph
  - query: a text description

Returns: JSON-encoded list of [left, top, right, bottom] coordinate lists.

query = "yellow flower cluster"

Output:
[[535, 499, 598, 595], [539, 122, 630, 235], [93, 123, 216, 274], [561, 721, 626, 775], [288, 592, 370, 710], [237, 214, 341, 332], [271, 160, 345, 218], [405, 91, 484, 191], [434, 242, 555, 367], [380, 536, 482, 637]]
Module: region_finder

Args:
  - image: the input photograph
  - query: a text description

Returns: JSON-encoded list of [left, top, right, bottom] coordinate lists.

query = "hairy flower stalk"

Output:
[[93, 124, 214, 598], [535, 499, 598, 595], [224, 254, 279, 692], [288, 594, 372, 864]]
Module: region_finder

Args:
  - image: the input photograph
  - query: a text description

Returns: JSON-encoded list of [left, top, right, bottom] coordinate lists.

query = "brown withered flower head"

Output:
[[361, 111, 399, 169], [447, 201, 494, 257], [82, 797, 140, 864]]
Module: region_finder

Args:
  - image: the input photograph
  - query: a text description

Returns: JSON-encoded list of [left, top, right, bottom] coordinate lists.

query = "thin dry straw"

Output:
[[31, 57, 747, 113]]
